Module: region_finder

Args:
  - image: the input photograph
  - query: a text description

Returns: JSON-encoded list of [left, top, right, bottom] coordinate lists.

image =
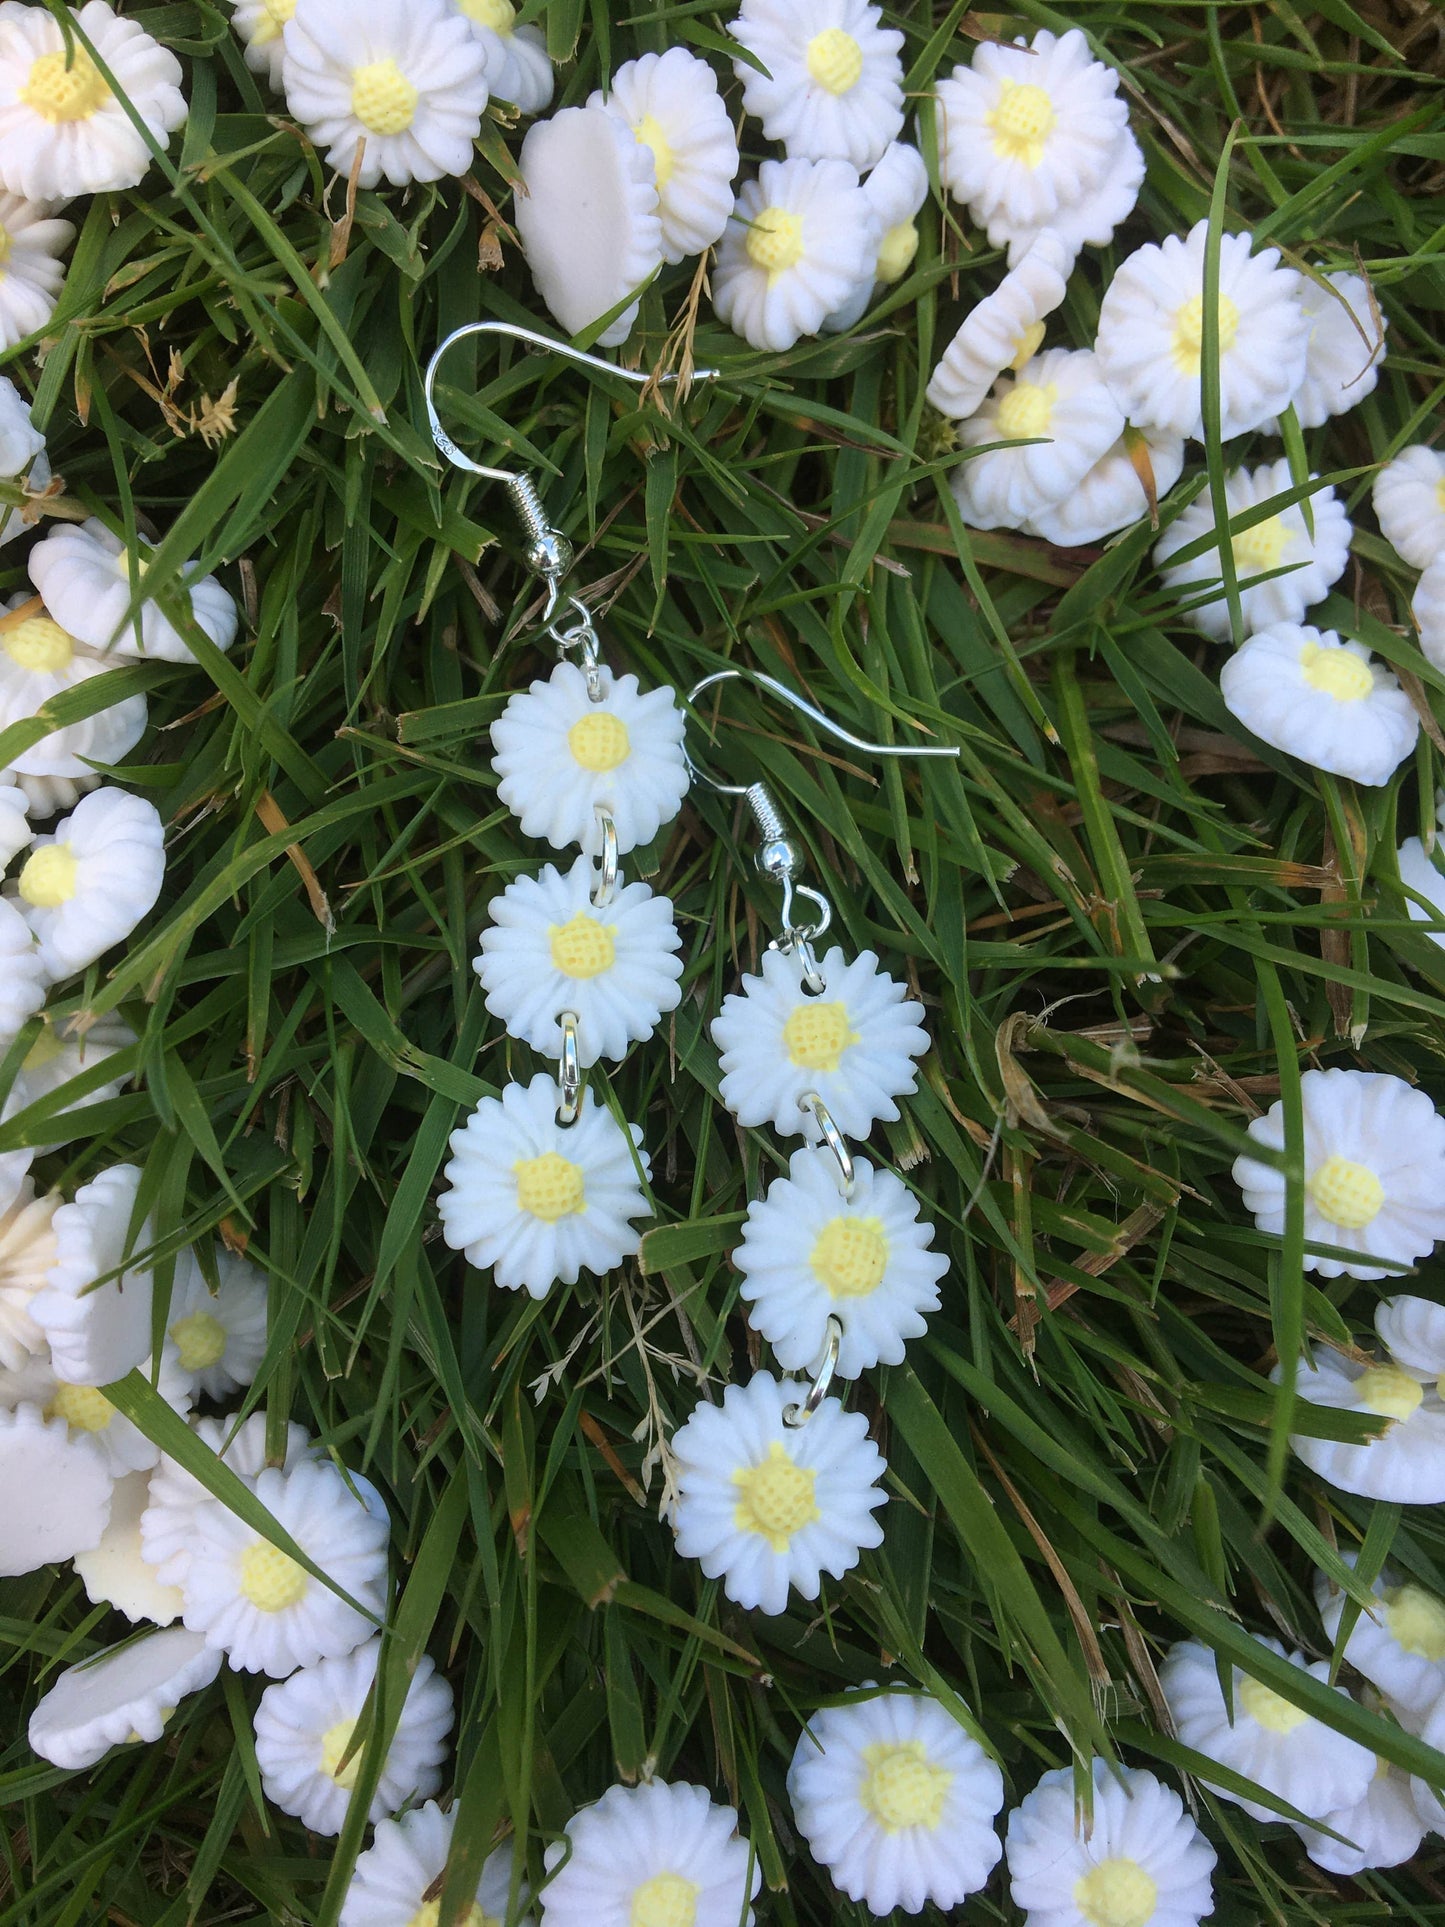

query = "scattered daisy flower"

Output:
[[437, 1072, 650, 1299], [514, 103, 662, 348], [1005, 1758, 1217, 1927], [1398, 817, 1445, 949], [164, 1246, 269, 1399], [1027, 424, 1186, 549], [788, 1686, 1005, 1915], [1095, 222, 1309, 442], [541, 1778, 760, 1927], [590, 47, 738, 264], [0, 1177, 55, 1370], [1375, 1294, 1445, 1380], [181, 1457, 390, 1677], [27, 1626, 221, 1769], [340, 1800, 528, 1927], [17, 1012, 136, 1143], [1316, 1554, 1445, 1720], [821, 140, 930, 331], [0, 0, 187, 201], [11, 785, 165, 981], [29, 1162, 154, 1386], [227, 0, 293, 92], [1273, 1348, 1445, 1504], [0, 776, 29, 866], [0, 1399, 111, 1575], [140, 1412, 315, 1589], [731, 0, 904, 173], [735, 1149, 947, 1378], [491, 662, 688, 859], [453, 0, 552, 113], [995, 123, 1145, 270], [0, 1344, 192, 1477], [74, 1469, 185, 1626], [926, 232, 1071, 421], [254, 1635, 454, 1836], [0, 893, 45, 1048], [1287, 271, 1385, 428], [670, 1370, 887, 1615], [27, 516, 238, 662], [0, 599, 149, 788], [0, 191, 74, 350], [712, 155, 877, 353], [1372, 444, 1445, 572], [1220, 624, 1417, 789], [1412, 552, 1445, 673], [1154, 464, 1352, 641], [1160, 1634, 1374, 1826], [951, 347, 1126, 532], [1299, 1756, 1424, 1877]]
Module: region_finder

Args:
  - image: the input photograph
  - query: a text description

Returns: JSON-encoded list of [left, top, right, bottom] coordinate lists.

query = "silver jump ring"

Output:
[[800, 1091, 855, 1198], [783, 1315, 844, 1428], [592, 808, 618, 909], [557, 1010, 582, 1126]]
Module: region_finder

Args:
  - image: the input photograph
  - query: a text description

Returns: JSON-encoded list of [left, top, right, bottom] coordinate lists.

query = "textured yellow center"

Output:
[[1437, 477, 1445, 512], [170, 1309, 228, 1373], [4, 616, 73, 673], [732, 1440, 819, 1552], [1074, 1858, 1160, 1927], [0, 224, 12, 268], [18, 843, 77, 908], [514, 1151, 585, 1223], [1232, 513, 1290, 576], [1356, 1363, 1424, 1423], [634, 113, 674, 188], [988, 81, 1057, 166], [630, 1873, 699, 1927], [406, 1906, 490, 1927], [548, 912, 616, 980], [1171, 292, 1240, 373], [875, 220, 919, 285], [48, 1382, 113, 1433], [859, 1741, 952, 1831], [1300, 643, 1374, 703], [1307, 1152, 1385, 1228], [811, 1216, 889, 1299], [782, 999, 857, 1072], [1238, 1674, 1308, 1734], [458, 0, 515, 28], [350, 58, 418, 137], [21, 47, 109, 123], [239, 1541, 308, 1613], [805, 28, 863, 95], [320, 1718, 363, 1790], [996, 382, 1055, 439], [746, 207, 805, 277], [251, 0, 297, 43], [567, 710, 631, 773], [1384, 1583, 1445, 1660], [1009, 320, 1047, 372]]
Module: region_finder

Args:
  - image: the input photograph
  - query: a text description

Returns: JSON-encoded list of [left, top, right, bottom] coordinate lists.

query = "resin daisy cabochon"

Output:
[[28, 1626, 222, 1770]]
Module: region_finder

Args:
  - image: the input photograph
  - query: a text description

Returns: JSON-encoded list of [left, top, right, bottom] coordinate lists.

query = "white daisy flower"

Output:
[[1413, 553, 1445, 673], [11, 785, 165, 981], [1219, 624, 1417, 790], [254, 1635, 453, 1837], [140, 1411, 314, 1588], [1154, 464, 1352, 641], [0, 601, 149, 785], [27, 1626, 221, 1769], [1299, 1757, 1424, 1877], [926, 232, 1071, 421], [951, 347, 1126, 532], [542, 1779, 760, 1927], [491, 662, 688, 859], [452, 0, 551, 113], [0, 1399, 110, 1575], [1316, 1554, 1445, 1721], [1273, 1348, 1445, 1505], [1398, 802, 1445, 949], [993, 125, 1146, 271], [1375, 1294, 1445, 1380], [29, 1162, 153, 1386], [0, 894, 45, 1048], [0, 372, 43, 508], [670, 1370, 887, 1615], [0, 1178, 56, 1370], [1095, 222, 1310, 442], [712, 944, 931, 1142], [514, 103, 662, 349], [281, 0, 489, 189], [340, 1801, 528, 1927], [863, 139, 929, 285], [712, 156, 876, 354], [1005, 1758, 1217, 1927], [1286, 271, 1385, 428], [18, 1012, 135, 1142], [0, 775, 29, 865], [788, 1687, 1005, 1915], [437, 1072, 651, 1300], [164, 1246, 268, 1399], [227, 0, 294, 92], [1027, 424, 1186, 549], [1409, 1696, 1445, 1834], [1160, 1634, 1374, 1826], [475, 856, 683, 1069], [0, 0, 187, 201], [590, 47, 738, 265], [0, 191, 73, 350], [0, 1344, 192, 1478], [731, 0, 904, 173], [735, 1150, 947, 1378], [181, 1457, 390, 1677], [28, 516, 237, 663], [74, 1469, 185, 1626], [1372, 444, 1445, 572]]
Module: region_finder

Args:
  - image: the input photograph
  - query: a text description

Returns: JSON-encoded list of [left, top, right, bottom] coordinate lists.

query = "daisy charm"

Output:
[[730, 0, 905, 173], [1220, 625, 1417, 789], [542, 1779, 760, 1927], [340, 1801, 527, 1927]]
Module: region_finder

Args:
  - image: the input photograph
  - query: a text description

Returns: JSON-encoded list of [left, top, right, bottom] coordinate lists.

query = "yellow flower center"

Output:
[[1073, 1858, 1160, 1927], [1299, 642, 1374, 704], [859, 1741, 953, 1832], [406, 1906, 491, 1927], [239, 1541, 308, 1613], [633, 113, 674, 189], [745, 206, 806, 278], [567, 711, 631, 773], [548, 912, 616, 980], [47, 1382, 114, 1433], [1232, 513, 1291, 577], [170, 1309, 228, 1373], [457, 0, 515, 29], [1009, 320, 1047, 372], [1170, 292, 1241, 374], [18, 843, 78, 908], [1355, 1363, 1424, 1423], [805, 28, 864, 95], [1437, 476, 1445, 513], [1238, 1674, 1308, 1734], [514, 1151, 586, 1223], [1307, 1152, 1385, 1228], [732, 1440, 819, 1553], [811, 1216, 889, 1299], [781, 999, 857, 1072], [987, 81, 1057, 167], [875, 219, 919, 285], [350, 58, 419, 137], [320, 1717, 363, 1790], [4, 616, 74, 674], [629, 1873, 699, 1927], [0, 224, 12, 268], [996, 381, 1056, 439], [1384, 1583, 1445, 1660], [21, 46, 110, 124], [251, 0, 297, 44]]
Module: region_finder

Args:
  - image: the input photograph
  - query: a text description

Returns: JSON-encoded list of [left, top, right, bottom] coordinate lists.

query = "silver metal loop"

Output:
[[784, 934, 827, 997], [556, 1012, 582, 1126], [783, 1315, 844, 1428], [591, 808, 619, 909], [799, 1093, 855, 1198]]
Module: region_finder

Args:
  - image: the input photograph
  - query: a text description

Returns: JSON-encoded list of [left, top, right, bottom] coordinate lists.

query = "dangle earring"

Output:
[[668, 671, 959, 1617], [420, 324, 710, 1304]]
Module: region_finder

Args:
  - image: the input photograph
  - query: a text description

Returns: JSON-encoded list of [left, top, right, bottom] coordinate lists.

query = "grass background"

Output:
[[3, 0, 1445, 1920]]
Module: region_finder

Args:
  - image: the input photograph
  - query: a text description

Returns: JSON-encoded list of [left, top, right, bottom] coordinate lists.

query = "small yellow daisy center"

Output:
[[805, 28, 864, 96], [1356, 1363, 1424, 1423], [47, 1382, 114, 1433], [1009, 320, 1047, 372], [251, 0, 297, 44], [1238, 1674, 1308, 1734], [1170, 292, 1240, 374], [875, 220, 919, 285], [4, 616, 74, 674], [1437, 477, 1445, 513], [18, 844, 78, 909], [859, 1741, 953, 1832], [320, 1718, 363, 1790], [1073, 1857, 1160, 1927], [1299, 642, 1374, 704], [567, 710, 631, 773], [548, 912, 616, 980], [405, 1906, 491, 1927], [1232, 513, 1291, 577], [746, 206, 805, 278], [1307, 1152, 1385, 1228], [457, 0, 515, 30], [1384, 1583, 1445, 1660], [629, 1872, 699, 1927], [988, 81, 1057, 167], [733, 1439, 819, 1553], [996, 381, 1056, 439], [811, 1215, 890, 1299], [514, 1151, 586, 1223], [782, 999, 857, 1072], [239, 1541, 308, 1613], [0, 224, 12, 269], [350, 58, 419, 137], [21, 46, 109, 124], [633, 113, 674, 189], [170, 1309, 228, 1373]]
